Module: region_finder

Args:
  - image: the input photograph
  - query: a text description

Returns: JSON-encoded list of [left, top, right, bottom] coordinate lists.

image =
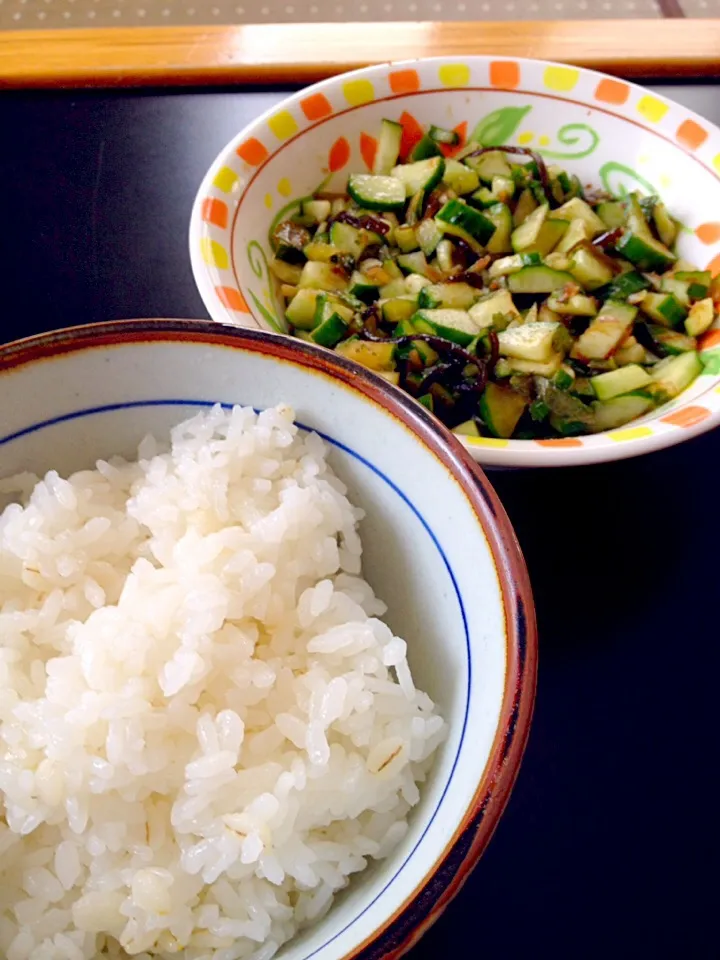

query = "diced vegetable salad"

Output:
[[270, 118, 719, 440]]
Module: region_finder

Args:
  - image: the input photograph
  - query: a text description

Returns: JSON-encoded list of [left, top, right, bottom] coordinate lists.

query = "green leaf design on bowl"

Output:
[[470, 106, 532, 146], [250, 290, 283, 333], [537, 123, 600, 160], [247, 240, 283, 333], [599, 161, 656, 198]]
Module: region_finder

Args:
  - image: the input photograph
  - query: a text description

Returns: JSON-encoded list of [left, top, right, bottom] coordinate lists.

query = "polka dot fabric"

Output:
[[4, 0, 718, 28], [189, 55, 720, 467]]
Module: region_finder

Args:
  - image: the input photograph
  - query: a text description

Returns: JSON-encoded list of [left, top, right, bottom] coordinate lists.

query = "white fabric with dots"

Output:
[[1, 0, 716, 29]]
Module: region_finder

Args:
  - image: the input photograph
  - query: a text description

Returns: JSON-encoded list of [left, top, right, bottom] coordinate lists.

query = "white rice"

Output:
[[0, 404, 446, 960]]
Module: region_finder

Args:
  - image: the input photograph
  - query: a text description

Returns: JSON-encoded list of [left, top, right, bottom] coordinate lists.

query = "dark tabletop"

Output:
[[1, 80, 718, 959]]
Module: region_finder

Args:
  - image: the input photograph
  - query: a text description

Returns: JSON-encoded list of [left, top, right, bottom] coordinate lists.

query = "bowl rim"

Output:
[[188, 54, 720, 468], [0, 318, 537, 960]]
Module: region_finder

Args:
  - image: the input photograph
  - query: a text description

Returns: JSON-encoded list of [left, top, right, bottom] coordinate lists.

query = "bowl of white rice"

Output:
[[0, 319, 536, 960]]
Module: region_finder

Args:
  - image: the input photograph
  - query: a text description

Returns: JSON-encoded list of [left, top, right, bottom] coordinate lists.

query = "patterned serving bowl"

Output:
[[190, 57, 720, 467], [0, 319, 535, 960]]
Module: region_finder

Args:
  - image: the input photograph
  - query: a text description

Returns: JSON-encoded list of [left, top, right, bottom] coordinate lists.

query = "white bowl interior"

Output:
[[0, 333, 508, 959]]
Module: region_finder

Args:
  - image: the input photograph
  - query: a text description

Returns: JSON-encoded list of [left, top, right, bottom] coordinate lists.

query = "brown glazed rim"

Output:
[[0, 318, 538, 960]]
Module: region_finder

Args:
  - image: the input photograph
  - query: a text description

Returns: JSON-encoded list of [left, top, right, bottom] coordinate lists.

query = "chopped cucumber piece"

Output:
[[418, 393, 434, 412], [614, 338, 647, 365], [522, 303, 540, 326], [468, 186, 498, 210], [616, 227, 676, 272], [552, 197, 606, 236], [429, 124, 460, 145], [303, 241, 341, 263], [378, 277, 408, 299], [511, 204, 568, 256], [484, 203, 513, 255], [435, 222, 485, 255], [591, 364, 652, 400], [502, 353, 564, 377], [538, 303, 563, 325], [507, 265, 576, 294], [381, 296, 417, 325], [349, 271, 380, 303], [652, 201, 677, 248], [467, 150, 512, 182], [393, 317, 417, 337], [424, 282, 479, 310], [405, 189, 425, 226], [393, 224, 419, 253], [410, 134, 442, 161], [381, 259, 403, 281], [416, 219, 442, 257], [270, 258, 303, 285], [685, 298, 715, 337], [605, 270, 650, 301], [498, 321, 564, 363], [547, 293, 597, 316], [613, 194, 676, 271], [285, 288, 321, 330], [469, 290, 520, 329], [413, 337, 439, 366], [554, 218, 591, 255], [417, 285, 441, 308], [648, 325, 697, 355], [412, 308, 478, 346], [299, 260, 349, 292], [313, 293, 354, 326], [571, 301, 637, 361], [302, 199, 332, 224], [675, 270, 711, 300], [442, 159, 480, 196], [329, 221, 379, 258], [512, 188, 538, 227], [404, 273, 431, 295], [568, 244, 615, 291], [595, 200, 626, 230], [336, 338, 396, 371], [435, 199, 496, 246], [488, 252, 542, 278], [491, 176, 515, 202], [452, 419, 481, 438], [373, 119, 403, 175], [435, 238, 454, 273], [650, 351, 702, 399], [660, 276, 690, 307], [397, 250, 430, 276], [640, 291, 687, 329], [478, 383, 527, 438], [391, 156, 445, 196], [311, 300, 350, 347], [592, 395, 654, 432], [347, 174, 406, 212], [544, 252, 571, 272]]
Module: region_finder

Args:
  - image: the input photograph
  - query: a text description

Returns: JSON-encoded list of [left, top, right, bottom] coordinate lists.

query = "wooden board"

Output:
[[0, 20, 719, 89]]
